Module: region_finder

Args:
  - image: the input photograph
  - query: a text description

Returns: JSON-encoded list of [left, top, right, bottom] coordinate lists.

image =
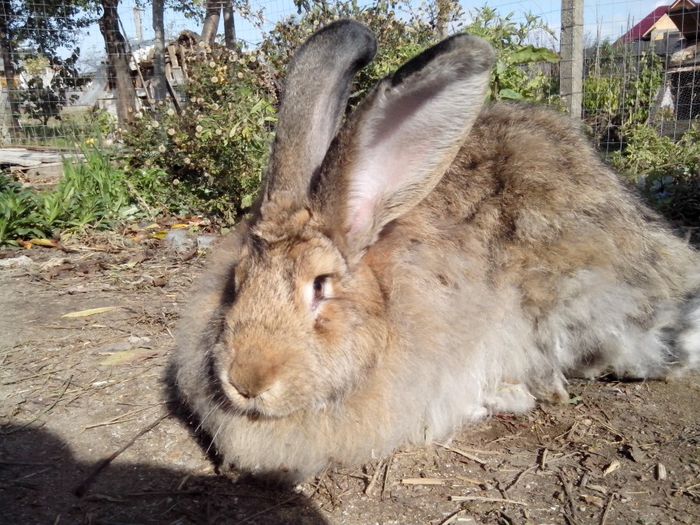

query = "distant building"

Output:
[[618, 5, 676, 44], [618, 0, 699, 45], [613, 0, 700, 126]]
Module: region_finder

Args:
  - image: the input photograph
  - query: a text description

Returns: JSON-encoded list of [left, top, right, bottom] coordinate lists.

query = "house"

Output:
[[667, 0, 700, 41], [618, 5, 676, 44], [619, 0, 699, 44], [614, 0, 700, 127]]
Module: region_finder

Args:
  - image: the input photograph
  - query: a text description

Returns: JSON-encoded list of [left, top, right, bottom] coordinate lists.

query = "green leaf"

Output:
[[508, 45, 559, 65], [241, 194, 254, 209], [499, 88, 525, 100]]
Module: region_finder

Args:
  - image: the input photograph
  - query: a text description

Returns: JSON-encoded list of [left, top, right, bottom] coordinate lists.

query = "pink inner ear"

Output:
[[348, 194, 379, 240], [346, 138, 431, 242], [340, 68, 489, 254]]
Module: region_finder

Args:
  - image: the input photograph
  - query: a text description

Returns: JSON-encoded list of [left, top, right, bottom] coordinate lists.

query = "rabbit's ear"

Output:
[[263, 20, 377, 203], [313, 34, 494, 259]]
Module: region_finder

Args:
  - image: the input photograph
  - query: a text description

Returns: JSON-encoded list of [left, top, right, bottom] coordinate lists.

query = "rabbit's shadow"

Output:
[[0, 373, 328, 524]]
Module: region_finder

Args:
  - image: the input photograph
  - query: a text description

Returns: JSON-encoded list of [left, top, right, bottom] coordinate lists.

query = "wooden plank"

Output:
[[171, 67, 186, 86], [167, 44, 179, 69]]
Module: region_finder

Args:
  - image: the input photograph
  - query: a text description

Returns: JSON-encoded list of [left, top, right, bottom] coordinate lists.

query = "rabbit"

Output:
[[173, 20, 700, 482]]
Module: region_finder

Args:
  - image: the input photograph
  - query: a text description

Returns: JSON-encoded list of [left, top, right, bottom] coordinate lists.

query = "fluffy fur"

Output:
[[173, 22, 700, 482]]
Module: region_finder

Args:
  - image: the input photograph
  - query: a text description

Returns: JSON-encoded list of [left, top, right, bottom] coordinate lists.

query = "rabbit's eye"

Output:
[[313, 275, 328, 301], [311, 275, 333, 309]]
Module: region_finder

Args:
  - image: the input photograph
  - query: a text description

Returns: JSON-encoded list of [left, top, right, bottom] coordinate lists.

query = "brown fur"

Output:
[[173, 23, 700, 482]]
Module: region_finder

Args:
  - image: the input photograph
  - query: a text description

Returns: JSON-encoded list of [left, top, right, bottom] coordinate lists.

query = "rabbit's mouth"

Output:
[[217, 368, 305, 419]]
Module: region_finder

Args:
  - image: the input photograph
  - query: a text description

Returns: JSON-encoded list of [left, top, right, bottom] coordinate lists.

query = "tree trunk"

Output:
[[152, 0, 167, 101], [0, 0, 21, 141], [98, 0, 137, 124], [201, 0, 222, 45], [223, 0, 236, 50]]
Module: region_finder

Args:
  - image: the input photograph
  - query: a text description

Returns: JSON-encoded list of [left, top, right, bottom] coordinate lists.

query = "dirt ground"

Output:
[[1, 233, 699, 525]]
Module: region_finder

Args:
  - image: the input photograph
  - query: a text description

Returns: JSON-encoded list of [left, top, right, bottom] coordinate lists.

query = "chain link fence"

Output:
[[1, 0, 698, 150]]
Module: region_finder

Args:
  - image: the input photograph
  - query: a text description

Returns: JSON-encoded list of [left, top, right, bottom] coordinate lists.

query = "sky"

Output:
[[73, 0, 667, 70]]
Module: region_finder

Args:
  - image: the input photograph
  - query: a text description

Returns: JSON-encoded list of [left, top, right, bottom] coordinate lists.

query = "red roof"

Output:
[[619, 6, 670, 43]]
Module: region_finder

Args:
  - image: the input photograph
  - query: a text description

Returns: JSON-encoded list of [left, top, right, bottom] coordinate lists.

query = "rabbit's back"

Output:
[[391, 102, 700, 384]]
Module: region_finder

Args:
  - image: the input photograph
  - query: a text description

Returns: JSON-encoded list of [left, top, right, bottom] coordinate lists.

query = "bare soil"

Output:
[[1, 235, 698, 525]]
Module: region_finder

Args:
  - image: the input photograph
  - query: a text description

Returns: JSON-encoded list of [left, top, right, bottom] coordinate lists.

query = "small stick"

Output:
[[498, 510, 515, 525], [546, 452, 581, 464], [681, 482, 700, 492], [449, 495, 527, 506], [401, 478, 445, 485], [83, 404, 160, 430], [14, 467, 52, 482], [504, 466, 535, 492], [2, 376, 72, 435], [380, 454, 393, 500], [1, 367, 73, 386], [438, 508, 468, 525], [235, 494, 299, 524], [308, 467, 328, 498], [436, 443, 487, 465], [74, 414, 167, 497], [600, 493, 616, 525], [365, 459, 386, 496], [558, 471, 578, 524]]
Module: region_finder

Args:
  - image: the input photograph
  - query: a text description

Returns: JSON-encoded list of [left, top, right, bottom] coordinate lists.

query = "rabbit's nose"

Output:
[[228, 364, 272, 399]]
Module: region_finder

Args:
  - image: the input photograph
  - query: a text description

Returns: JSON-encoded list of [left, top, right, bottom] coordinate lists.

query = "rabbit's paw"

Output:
[[484, 382, 536, 415]]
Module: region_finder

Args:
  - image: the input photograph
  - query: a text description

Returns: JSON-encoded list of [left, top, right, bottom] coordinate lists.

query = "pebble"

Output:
[[0, 255, 32, 268]]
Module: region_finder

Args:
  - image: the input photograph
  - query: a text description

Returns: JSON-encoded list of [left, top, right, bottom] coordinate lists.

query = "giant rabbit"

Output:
[[173, 20, 700, 482]]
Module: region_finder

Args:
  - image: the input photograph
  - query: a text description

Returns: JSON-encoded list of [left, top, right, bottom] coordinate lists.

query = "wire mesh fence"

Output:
[[1, 0, 698, 151], [582, 0, 700, 154]]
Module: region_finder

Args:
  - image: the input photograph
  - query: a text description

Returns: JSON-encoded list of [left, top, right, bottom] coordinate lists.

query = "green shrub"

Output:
[[583, 45, 664, 144], [120, 44, 276, 223], [260, 0, 436, 103], [263, 2, 558, 104], [114, 1, 559, 228], [611, 124, 700, 225], [465, 7, 558, 103]]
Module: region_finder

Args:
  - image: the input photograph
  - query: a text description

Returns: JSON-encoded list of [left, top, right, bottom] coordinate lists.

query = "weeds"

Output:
[[0, 149, 140, 245], [612, 124, 700, 226], [0, 183, 47, 242]]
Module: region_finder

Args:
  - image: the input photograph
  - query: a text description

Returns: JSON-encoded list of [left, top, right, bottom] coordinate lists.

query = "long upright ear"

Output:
[[263, 20, 377, 203], [312, 34, 495, 259]]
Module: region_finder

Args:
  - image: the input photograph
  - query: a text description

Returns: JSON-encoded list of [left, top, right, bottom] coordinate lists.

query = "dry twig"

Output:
[[235, 494, 300, 525], [365, 459, 386, 496], [2, 376, 73, 434], [437, 507, 469, 525], [436, 443, 487, 465], [600, 493, 616, 525], [448, 495, 527, 506], [380, 454, 393, 500], [74, 413, 168, 497], [558, 471, 578, 525], [401, 478, 445, 486], [504, 466, 535, 492]]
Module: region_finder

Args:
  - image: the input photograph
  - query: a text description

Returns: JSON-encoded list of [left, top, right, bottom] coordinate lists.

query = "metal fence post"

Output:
[[560, 0, 584, 118]]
